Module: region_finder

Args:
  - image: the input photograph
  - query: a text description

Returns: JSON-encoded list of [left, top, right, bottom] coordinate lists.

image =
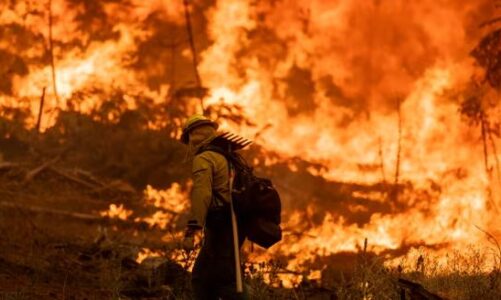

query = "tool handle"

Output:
[[230, 192, 243, 292], [228, 153, 243, 293]]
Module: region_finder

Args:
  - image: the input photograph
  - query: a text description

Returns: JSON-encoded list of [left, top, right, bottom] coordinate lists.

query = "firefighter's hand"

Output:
[[182, 226, 198, 252], [182, 235, 195, 252]]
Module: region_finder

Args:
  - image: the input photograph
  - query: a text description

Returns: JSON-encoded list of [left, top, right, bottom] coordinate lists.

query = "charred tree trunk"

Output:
[[378, 137, 387, 183], [36, 87, 46, 132], [170, 44, 177, 91], [482, 115, 501, 212], [487, 129, 501, 185], [183, 0, 205, 113], [481, 116, 490, 175], [392, 98, 402, 202], [48, 0, 59, 105]]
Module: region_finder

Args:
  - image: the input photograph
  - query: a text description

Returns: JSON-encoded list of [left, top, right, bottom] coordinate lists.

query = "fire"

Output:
[[136, 247, 163, 264], [99, 184, 189, 232], [197, 0, 500, 280], [100, 204, 133, 220], [274, 190, 487, 266], [2, 0, 501, 283], [139, 183, 190, 229], [144, 183, 190, 213]]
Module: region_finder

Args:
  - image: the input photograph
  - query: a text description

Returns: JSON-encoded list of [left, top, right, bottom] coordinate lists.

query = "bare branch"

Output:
[[23, 155, 61, 183]]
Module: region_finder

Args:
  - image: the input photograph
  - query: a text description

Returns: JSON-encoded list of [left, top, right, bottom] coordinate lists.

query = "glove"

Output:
[[182, 226, 198, 252], [182, 235, 195, 252]]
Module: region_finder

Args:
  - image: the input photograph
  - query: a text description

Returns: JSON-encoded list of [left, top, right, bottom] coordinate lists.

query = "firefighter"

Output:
[[180, 114, 248, 300]]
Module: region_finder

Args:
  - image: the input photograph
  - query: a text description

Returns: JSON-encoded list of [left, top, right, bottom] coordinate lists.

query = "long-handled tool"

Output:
[[228, 161, 243, 293], [217, 132, 252, 293]]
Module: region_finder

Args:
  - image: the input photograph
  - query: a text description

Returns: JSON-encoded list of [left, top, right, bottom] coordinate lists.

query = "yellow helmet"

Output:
[[180, 114, 219, 144]]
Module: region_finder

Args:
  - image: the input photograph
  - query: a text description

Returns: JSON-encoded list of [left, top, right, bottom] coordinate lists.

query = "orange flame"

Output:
[[100, 204, 133, 220], [137, 184, 190, 229], [2, 0, 500, 279]]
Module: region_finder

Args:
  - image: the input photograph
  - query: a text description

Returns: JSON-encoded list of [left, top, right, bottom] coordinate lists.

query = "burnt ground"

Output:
[[0, 158, 190, 299]]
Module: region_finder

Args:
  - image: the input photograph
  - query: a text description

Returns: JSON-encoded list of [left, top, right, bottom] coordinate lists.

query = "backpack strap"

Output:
[[198, 144, 252, 175], [196, 144, 228, 158]]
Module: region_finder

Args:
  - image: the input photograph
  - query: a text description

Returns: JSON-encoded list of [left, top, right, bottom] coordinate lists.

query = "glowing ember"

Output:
[[137, 184, 190, 229], [136, 248, 163, 264], [99, 204, 133, 220]]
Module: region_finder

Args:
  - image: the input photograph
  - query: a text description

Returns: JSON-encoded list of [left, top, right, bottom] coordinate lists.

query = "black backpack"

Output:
[[199, 145, 282, 249]]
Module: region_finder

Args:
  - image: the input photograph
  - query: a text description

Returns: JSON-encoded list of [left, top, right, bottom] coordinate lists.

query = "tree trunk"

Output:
[[393, 98, 402, 202], [36, 87, 47, 132], [48, 0, 60, 105], [183, 0, 205, 113]]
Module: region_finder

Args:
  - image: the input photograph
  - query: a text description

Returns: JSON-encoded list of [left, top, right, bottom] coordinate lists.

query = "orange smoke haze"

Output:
[[2, 0, 501, 280]]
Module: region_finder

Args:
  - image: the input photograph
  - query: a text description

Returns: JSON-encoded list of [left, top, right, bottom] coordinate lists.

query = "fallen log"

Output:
[[398, 278, 444, 300], [0, 200, 104, 221], [74, 168, 106, 187], [0, 200, 157, 233], [23, 155, 61, 183], [0, 161, 20, 170], [48, 166, 100, 189], [90, 179, 137, 194], [48, 166, 136, 194]]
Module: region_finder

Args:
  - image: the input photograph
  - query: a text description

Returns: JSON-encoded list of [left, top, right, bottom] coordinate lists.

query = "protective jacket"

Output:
[[187, 150, 230, 229]]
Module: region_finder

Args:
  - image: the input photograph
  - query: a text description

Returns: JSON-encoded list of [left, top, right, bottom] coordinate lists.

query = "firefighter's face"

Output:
[[188, 125, 216, 146]]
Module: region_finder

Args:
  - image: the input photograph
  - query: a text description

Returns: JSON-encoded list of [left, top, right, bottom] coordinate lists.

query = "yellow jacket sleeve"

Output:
[[188, 154, 214, 229]]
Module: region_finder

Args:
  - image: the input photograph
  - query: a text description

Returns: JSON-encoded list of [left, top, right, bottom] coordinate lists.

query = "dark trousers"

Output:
[[192, 277, 249, 300], [191, 247, 249, 300], [192, 207, 248, 299]]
